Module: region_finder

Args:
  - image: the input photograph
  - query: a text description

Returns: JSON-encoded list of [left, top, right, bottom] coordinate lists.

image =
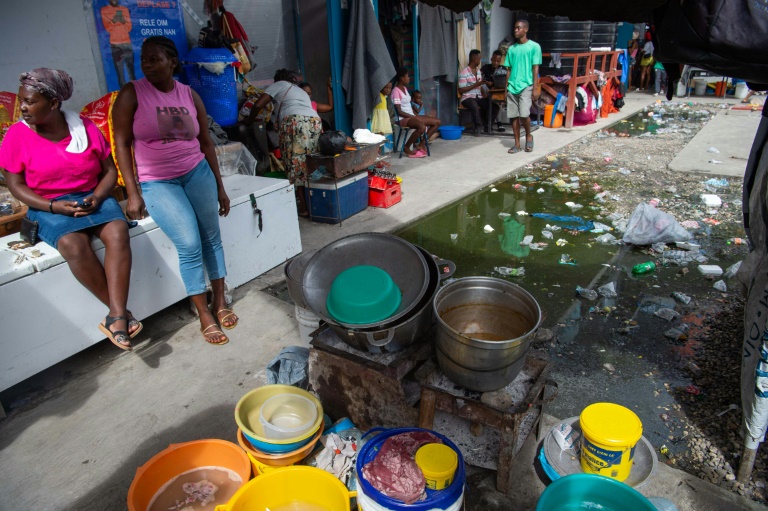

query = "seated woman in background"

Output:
[[0, 68, 140, 350], [248, 69, 322, 216], [112, 36, 237, 346], [299, 78, 334, 115], [391, 67, 441, 158]]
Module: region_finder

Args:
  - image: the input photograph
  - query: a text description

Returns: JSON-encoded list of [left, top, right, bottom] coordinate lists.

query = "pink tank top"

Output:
[[132, 78, 205, 182]]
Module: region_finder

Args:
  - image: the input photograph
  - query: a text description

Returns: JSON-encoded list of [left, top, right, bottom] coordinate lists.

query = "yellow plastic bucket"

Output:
[[215, 466, 356, 511], [579, 403, 643, 482], [415, 443, 458, 490], [246, 451, 293, 475]]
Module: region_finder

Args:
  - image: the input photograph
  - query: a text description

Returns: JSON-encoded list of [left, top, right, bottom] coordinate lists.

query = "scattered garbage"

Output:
[[698, 265, 723, 277], [701, 194, 722, 211], [623, 203, 691, 245], [553, 422, 580, 451], [603, 363, 616, 372], [598, 282, 618, 298], [655, 308, 680, 321], [483, 225, 495, 233], [713, 280, 727, 292], [565, 202, 583, 211], [640, 296, 676, 314], [727, 238, 745, 245], [517, 210, 529, 216], [495, 266, 525, 277], [672, 292, 692, 305], [450, 233, 458, 244], [707, 147, 720, 153], [703, 177, 728, 192], [490, 187, 499, 192], [498, 212, 511, 218], [665, 328, 686, 341], [546, 224, 562, 232], [532, 213, 595, 232], [542, 230, 554, 239], [618, 168, 632, 175], [576, 286, 598, 300], [595, 233, 618, 244], [708, 159, 723, 164], [675, 241, 701, 251], [593, 222, 612, 232], [724, 261, 742, 279], [652, 242, 668, 254], [680, 220, 700, 229], [632, 261, 657, 275], [529, 242, 548, 250], [659, 250, 707, 266], [559, 254, 577, 265], [556, 239, 568, 247], [537, 188, 545, 194], [520, 235, 534, 246]]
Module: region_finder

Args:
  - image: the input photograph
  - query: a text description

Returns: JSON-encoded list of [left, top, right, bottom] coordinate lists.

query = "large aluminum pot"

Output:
[[302, 233, 429, 329], [284, 250, 316, 309], [433, 277, 541, 391], [330, 246, 455, 353]]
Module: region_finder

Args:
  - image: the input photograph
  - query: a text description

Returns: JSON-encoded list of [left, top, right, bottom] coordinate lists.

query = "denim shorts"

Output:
[[26, 191, 126, 249]]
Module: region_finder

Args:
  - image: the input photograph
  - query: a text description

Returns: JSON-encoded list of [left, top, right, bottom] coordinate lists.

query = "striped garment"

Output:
[[458, 65, 483, 102]]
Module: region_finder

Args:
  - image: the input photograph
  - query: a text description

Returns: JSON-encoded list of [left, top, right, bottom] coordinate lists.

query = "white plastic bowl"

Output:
[[258, 393, 318, 440]]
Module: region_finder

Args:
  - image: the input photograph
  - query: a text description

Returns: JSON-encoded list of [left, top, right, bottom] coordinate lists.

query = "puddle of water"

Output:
[[601, 102, 711, 137]]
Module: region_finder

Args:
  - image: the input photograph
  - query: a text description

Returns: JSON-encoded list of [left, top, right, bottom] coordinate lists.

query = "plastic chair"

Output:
[[393, 109, 430, 159]]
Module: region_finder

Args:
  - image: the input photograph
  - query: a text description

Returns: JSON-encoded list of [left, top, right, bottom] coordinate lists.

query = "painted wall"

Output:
[[0, 0, 105, 112], [489, 0, 514, 53], [297, 0, 334, 128]]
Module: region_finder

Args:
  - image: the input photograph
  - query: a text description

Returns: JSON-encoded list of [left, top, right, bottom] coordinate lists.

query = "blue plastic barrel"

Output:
[[182, 48, 238, 127]]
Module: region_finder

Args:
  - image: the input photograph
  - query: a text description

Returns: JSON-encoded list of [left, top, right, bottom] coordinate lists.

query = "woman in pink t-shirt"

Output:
[[0, 68, 140, 350], [112, 36, 236, 346], [391, 67, 441, 158]]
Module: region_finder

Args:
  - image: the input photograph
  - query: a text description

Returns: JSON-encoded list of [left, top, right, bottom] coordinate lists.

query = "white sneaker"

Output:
[[653, 93, 659, 96]]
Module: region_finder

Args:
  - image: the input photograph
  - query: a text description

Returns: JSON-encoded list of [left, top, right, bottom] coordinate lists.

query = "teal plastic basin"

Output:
[[326, 265, 402, 324], [536, 474, 656, 511]]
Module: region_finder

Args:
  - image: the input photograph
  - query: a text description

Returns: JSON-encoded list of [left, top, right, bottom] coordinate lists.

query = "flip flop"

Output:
[[215, 308, 239, 330], [525, 138, 534, 152], [98, 315, 132, 351], [508, 146, 522, 154], [408, 151, 426, 158], [202, 324, 229, 345]]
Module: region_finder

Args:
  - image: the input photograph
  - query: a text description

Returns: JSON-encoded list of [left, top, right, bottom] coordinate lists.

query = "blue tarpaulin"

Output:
[[531, 213, 595, 232]]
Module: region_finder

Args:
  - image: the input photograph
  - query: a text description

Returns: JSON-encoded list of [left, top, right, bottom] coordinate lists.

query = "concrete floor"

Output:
[[1, 91, 765, 511]]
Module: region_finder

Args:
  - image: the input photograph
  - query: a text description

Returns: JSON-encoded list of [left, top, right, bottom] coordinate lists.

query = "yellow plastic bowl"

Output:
[[415, 443, 458, 490], [214, 466, 356, 511], [234, 385, 324, 451], [236, 422, 324, 467]]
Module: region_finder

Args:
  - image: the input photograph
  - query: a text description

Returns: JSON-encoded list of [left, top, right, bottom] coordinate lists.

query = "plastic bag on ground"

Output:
[[622, 202, 691, 246], [713, 280, 727, 292], [655, 308, 680, 321], [576, 286, 598, 300], [595, 233, 617, 244], [598, 282, 618, 298], [724, 261, 742, 279], [266, 346, 310, 388]]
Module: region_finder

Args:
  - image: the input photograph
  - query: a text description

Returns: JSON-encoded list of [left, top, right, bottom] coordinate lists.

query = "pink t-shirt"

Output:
[[391, 86, 414, 116], [0, 117, 110, 199], [132, 78, 205, 182]]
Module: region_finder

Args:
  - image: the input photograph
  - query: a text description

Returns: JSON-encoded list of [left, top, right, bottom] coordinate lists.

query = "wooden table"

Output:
[[538, 51, 623, 129], [0, 205, 27, 237]]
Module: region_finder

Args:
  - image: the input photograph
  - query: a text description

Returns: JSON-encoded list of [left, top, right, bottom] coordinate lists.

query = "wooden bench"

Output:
[[538, 51, 623, 129]]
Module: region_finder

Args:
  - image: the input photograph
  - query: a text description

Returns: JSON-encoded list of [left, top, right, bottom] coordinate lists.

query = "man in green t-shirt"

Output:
[[504, 20, 542, 154]]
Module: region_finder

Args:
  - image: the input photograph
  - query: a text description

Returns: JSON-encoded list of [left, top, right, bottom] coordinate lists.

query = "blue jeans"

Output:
[[141, 159, 226, 296], [654, 69, 667, 95]]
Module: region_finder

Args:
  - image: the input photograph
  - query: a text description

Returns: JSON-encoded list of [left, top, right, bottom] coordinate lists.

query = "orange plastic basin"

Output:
[[127, 439, 251, 511]]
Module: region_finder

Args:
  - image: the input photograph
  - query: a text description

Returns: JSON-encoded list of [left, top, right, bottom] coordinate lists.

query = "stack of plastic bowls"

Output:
[[234, 385, 324, 474]]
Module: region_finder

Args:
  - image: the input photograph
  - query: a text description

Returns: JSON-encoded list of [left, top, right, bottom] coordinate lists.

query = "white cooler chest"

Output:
[[0, 175, 301, 393]]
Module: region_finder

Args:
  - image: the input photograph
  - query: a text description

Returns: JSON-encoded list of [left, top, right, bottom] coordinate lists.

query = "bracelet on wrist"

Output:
[[49, 200, 54, 213]]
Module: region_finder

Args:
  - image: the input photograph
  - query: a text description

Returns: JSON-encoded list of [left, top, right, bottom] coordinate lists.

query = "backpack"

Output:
[[654, 0, 768, 83]]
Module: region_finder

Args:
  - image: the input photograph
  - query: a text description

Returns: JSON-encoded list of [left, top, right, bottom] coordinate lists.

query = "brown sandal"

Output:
[[202, 324, 229, 345], [99, 315, 132, 351], [215, 308, 239, 330]]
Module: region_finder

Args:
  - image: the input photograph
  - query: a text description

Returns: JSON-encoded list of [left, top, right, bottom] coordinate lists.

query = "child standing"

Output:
[[371, 82, 393, 135]]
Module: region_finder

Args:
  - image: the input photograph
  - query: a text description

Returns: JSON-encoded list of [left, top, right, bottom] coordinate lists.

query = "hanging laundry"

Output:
[[418, 2, 458, 83]]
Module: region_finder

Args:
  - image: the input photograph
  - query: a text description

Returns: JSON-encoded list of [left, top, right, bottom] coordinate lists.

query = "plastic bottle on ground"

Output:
[[632, 261, 657, 275]]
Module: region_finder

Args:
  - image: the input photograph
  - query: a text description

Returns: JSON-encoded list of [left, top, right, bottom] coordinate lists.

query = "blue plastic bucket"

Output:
[[438, 126, 464, 141], [182, 48, 238, 127], [356, 427, 465, 511], [536, 474, 656, 511]]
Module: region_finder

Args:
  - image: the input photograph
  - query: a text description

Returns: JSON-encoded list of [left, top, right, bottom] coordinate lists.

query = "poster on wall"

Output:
[[92, 0, 188, 92]]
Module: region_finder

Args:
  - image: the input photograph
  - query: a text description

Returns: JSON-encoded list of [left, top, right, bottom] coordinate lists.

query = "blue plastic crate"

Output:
[[307, 171, 368, 224]]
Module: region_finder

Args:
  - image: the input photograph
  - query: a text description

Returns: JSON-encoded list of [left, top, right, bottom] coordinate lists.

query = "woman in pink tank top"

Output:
[[112, 37, 237, 346]]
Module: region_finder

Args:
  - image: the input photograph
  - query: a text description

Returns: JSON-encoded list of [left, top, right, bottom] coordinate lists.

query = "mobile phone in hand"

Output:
[[74, 199, 90, 208]]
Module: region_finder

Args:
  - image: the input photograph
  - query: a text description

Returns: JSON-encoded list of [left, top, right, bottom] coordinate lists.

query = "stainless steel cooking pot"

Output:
[[302, 233, 430, 329], [329, 246, 455, 353], [284, 250, 316, 309], [433, 277, 541, 391]]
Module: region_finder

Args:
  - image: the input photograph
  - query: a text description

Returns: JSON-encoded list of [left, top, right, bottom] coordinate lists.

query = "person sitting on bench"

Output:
[[459, 50, 497, 136]]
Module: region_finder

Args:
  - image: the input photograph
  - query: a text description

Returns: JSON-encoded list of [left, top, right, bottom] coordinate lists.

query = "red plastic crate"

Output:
[[368, 178, 402, 208]]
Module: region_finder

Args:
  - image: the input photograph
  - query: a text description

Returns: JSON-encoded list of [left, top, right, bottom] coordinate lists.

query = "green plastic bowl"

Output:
[[536, 474, 656, 511], [326, 265, 402, 325]]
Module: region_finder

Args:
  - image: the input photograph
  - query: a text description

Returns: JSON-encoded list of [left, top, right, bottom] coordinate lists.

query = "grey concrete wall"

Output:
[[297, 0, 333, 127], [489, 0, 514, 51], [0, 0, 106, 112]]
